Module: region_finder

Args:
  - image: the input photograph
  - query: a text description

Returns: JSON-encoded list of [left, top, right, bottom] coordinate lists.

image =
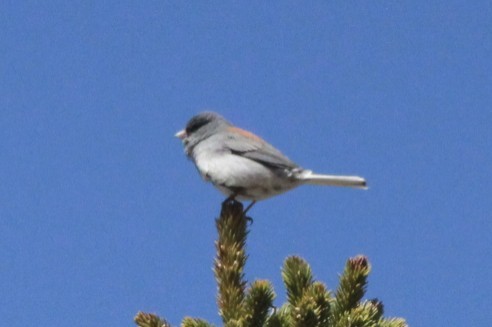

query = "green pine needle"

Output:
[[244, 280, 276, 327], [214, 200, 249, 323], [135, 204, 407, 327], [282, 256, 314, 306], [266, 304, 292, 327], [134, 312, 171, 327], [181, 317, 215, 327], [332, 255, 371, 322], [378, 318, 409, 327]]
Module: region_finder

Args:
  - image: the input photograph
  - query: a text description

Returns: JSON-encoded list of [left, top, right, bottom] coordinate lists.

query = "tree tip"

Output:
[[220, 199, 245, 217], [348, 255, 370, 271]]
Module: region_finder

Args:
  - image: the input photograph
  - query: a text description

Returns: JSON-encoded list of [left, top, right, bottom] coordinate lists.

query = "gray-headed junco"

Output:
[[176, 112, 366, 211]]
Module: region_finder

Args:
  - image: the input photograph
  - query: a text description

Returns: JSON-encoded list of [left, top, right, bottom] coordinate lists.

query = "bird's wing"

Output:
[[220, 126, 299, 169]]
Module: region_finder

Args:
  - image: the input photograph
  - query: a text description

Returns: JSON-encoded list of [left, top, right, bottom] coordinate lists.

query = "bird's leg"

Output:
[[243, 200, 256, 215], [222, 193, 237, 205], [223, 194, 255, 223]]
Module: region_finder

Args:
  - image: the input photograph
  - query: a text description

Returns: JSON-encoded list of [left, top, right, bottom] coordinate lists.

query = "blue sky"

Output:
[[1, 1, 491, 326]]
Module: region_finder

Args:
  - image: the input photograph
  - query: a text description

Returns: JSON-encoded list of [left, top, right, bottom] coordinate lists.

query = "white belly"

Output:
[[192, 149, 299, 200]]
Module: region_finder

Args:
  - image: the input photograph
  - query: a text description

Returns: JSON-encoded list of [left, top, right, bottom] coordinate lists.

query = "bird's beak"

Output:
[[175, 129, 187, 140]]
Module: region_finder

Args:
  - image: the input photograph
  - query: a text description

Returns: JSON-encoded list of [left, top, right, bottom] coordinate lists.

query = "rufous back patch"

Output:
[[227, 126, 264, 143]]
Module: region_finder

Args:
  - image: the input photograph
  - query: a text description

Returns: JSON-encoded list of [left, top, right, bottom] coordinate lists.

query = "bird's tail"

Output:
[[299, 170, 368, 189]]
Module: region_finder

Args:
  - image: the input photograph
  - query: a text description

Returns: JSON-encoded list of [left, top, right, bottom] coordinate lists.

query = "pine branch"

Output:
[[265, 304, 292, 327], [134, 312, 172, 327], [368, 299, 384, 322], [292, 291, 320, 327], [135, 203, 407, 327], [331, 255, 371, 322], [214, 200, 249, 325], [244, 279, 275, 327], [181, 317, 215, 327], [342, 300, 381, 327], [378, 317, 408, 327], [282, 257, 332, 327], [305, 282, 332, 326], [282, 256, 314, 306]]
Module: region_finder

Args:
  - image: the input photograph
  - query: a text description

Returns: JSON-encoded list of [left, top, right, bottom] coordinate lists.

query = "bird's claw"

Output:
[[244, 215, 254, 225]]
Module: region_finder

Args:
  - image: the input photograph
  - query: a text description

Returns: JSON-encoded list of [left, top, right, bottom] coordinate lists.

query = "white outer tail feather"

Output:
[[300, 171, 368, 189]]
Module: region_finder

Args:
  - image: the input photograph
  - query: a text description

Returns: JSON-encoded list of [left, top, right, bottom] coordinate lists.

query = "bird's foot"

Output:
[[243, 200, 256, 215]]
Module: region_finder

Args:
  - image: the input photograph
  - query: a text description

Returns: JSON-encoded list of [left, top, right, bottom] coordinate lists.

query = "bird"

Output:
[[176, 112, 367, 212]]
